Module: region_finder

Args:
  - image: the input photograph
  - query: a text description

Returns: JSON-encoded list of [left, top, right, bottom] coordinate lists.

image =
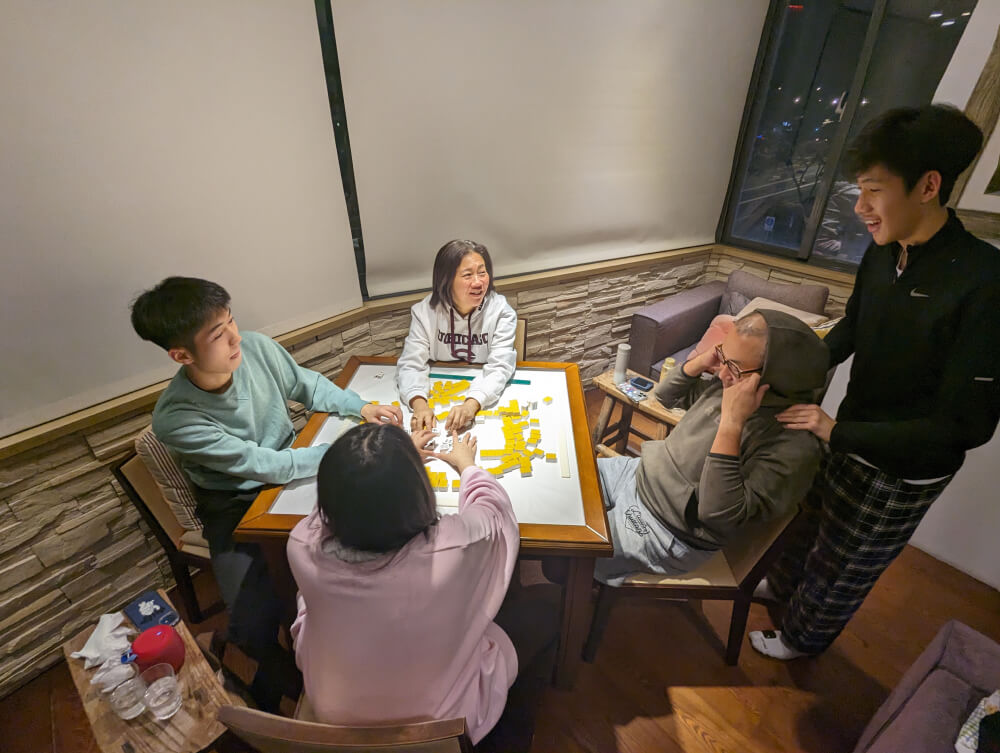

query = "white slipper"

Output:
[[749, 629, 807, 660]]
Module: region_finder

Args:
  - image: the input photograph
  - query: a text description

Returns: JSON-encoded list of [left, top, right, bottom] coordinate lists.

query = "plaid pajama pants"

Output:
[[767, 451, 952, 654]]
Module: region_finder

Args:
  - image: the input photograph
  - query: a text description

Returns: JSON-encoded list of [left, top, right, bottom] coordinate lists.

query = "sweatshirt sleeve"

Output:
[[260, 336, 366, 417], [290, 592, 308, 650], [397, 302, 433, 407], [829, 280, 1000, 469], [467, 303, 518, 409], [653, 363, 714, 409], [158, 419, 330, 485], [453, 466, 520, 618], [696, 433, 821, 536]]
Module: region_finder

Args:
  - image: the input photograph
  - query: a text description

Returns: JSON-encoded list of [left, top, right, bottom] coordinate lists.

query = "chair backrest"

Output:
[[721, 269, 829, 317], [115, 453, 188, 551], [133, 427, 202, 531], [217, 705, 471, 753], [514, 319, 526, 361], [722, 507, 799, 585]]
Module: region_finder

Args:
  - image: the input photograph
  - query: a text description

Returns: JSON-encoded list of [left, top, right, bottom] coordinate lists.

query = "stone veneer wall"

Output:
[[0, 246, 854, 698]]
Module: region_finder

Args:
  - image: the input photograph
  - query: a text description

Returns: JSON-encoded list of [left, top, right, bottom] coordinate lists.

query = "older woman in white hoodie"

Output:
[[398, 239, 518, 431]]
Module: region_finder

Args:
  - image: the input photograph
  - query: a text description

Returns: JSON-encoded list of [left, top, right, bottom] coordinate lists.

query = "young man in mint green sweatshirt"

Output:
[[131, 276, 401, 711]]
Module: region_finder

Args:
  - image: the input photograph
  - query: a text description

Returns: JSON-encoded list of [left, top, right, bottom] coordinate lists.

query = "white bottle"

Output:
[[613, 343, 631, 384]]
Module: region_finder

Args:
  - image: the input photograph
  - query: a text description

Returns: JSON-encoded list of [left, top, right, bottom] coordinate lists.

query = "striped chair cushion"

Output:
[[134, 427, 202, 531]]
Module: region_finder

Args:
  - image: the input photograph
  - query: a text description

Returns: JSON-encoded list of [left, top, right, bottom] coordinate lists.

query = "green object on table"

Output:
[[429, 371, 531, 385]]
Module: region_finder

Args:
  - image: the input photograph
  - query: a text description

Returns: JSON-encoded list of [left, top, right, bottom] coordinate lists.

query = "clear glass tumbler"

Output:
[[140, 663, 182, 720], [109, 677, 146, 720]]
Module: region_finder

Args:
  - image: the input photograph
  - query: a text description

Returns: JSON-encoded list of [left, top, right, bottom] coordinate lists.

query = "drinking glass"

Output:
[[109, 677, 146, 720], [140, 663, 182, 720]]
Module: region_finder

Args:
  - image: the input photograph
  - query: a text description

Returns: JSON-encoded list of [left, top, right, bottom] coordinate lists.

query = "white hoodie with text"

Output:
[[397, 291, 518, 409]]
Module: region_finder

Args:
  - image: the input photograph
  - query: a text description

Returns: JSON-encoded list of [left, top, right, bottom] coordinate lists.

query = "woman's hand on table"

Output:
[[409, 398, 436, 431], [427, 431, 478, 474], [445, 398, 480, 432], [410, 429, 437, 461]]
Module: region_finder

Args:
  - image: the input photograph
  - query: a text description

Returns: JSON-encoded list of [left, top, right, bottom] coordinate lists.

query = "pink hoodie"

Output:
[[286, 466, 520, 743]]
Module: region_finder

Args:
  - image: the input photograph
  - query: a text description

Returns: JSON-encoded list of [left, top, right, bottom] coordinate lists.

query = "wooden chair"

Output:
[[514, 319, 526, 361], [217, 703, 472, 753], [584, 444, 801, 665], [112, 451, 216, 622]]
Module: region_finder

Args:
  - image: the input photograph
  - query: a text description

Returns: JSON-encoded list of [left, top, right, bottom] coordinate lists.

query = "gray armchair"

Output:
[[852, 620, 1000, 753], [628, 270, 830, 379]]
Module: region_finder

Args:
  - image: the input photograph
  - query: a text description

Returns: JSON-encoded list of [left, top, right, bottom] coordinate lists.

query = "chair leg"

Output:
[[169, 558, 204, 623], [582, 583, 615, 663], [725, 594, 751, 666], [592, 395, 616, 445]]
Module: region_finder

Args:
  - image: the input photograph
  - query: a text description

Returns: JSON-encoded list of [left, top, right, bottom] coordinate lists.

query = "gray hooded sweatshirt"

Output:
[[634, 309, 830, 550]]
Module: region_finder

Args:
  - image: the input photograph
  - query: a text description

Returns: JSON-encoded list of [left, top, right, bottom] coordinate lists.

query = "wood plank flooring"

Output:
[[3, 389, 998, 753]]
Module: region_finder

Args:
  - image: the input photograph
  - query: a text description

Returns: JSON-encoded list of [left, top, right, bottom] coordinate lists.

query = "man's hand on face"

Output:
[[683, 346, 721, 378], [720, 373, 769, 428]]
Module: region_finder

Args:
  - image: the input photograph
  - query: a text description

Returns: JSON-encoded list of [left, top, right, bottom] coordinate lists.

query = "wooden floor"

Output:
[[4, 389, 999, 753]]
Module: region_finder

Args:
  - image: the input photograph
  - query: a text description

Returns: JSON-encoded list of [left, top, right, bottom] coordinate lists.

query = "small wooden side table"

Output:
[[62, 590, 243, 753], [591, 369, 686, 453]]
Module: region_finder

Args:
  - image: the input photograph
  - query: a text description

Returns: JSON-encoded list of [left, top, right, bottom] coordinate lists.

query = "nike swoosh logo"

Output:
[[910, 289, 929, 298]]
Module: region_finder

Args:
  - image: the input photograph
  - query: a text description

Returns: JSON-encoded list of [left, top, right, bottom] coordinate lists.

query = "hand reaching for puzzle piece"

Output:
[[445, 398, 481, 432]]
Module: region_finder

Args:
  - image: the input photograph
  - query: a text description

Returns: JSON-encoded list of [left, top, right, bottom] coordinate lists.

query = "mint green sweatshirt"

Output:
[[151, 331, 366, 491]]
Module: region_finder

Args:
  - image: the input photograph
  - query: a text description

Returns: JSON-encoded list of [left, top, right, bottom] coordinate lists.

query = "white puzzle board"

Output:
[[268, 363, 587, 526]]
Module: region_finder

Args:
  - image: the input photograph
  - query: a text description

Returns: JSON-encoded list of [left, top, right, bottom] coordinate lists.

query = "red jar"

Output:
[[131, 624, 185, 673]]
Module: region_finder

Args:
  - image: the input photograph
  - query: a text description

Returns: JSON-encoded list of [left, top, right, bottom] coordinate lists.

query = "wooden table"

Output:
[[61, 590, 242, 753], [233, 356, 612, 691], [591, 368, 686, 453]]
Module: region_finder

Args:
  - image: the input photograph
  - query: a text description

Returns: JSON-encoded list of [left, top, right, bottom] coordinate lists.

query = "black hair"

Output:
[[130, 277, 231, 351], [843, 104, 983, 204], [428, 239, 495, 310], [316, 423, 438, 553]]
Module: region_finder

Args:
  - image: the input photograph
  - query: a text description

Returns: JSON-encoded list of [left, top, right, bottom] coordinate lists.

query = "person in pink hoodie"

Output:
[[286, 423, 528, 745]]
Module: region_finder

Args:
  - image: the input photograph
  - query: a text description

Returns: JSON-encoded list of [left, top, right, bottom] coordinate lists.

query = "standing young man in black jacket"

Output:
[[750, 105, 1000, 660]]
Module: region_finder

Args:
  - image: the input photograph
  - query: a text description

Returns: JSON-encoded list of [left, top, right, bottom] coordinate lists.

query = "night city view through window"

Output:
[[727, 0, 975, 267]]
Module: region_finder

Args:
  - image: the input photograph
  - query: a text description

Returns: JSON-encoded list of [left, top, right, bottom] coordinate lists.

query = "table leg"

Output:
[[258, 539, 298, 626], [654, 422, 669, 440], [553, 556, 595, 690], [615, 404, 634, 454], [592, 395, 615, 445]]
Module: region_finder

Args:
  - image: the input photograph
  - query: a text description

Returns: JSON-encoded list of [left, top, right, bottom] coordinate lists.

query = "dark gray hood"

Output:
[[756, 309, 830, 407]]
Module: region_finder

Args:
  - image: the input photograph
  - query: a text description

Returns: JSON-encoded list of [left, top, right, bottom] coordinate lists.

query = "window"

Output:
[[720, 0, 977, 270]]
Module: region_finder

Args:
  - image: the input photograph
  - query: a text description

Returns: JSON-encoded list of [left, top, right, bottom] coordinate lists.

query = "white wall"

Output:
[[333, 0, 769, 295], [0, 1, 360, 438]]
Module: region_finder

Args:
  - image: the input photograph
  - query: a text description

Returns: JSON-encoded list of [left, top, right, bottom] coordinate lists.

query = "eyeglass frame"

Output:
[[714, 343, 763, 380]]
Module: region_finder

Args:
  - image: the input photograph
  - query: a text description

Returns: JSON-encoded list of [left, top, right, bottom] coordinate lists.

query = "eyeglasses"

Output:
[[714, 344, 763, 380]]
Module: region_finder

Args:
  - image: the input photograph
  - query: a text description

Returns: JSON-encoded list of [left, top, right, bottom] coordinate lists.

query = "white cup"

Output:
[[613, 343, 631, 384]]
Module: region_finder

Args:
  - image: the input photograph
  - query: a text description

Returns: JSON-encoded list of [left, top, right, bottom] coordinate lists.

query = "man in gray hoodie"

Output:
[[595, 309, 830, 586]]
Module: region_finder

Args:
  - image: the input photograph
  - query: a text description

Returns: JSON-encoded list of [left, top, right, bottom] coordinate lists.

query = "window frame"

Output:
[[717, 0, 891, 273], [314, 0, 369, 298]]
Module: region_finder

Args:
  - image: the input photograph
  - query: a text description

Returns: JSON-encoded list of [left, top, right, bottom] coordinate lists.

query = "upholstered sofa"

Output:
[[627, 270, 830, 379], [853, 620, 1000, 753]]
